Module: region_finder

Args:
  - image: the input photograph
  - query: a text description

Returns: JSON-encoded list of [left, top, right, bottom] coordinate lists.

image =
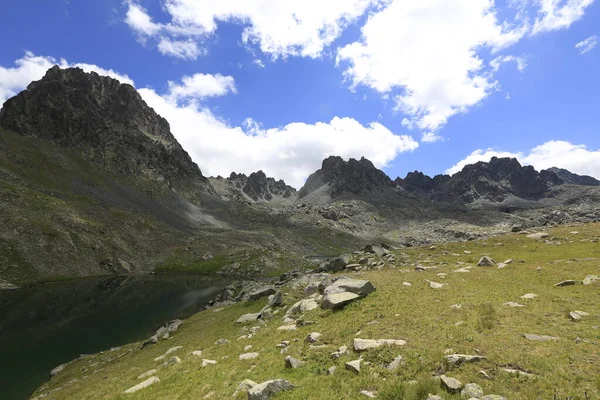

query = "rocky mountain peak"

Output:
[[544, 167, 600, 186], [0, 66, 214, 201], [299, 156, 392, 198], [227, 170, 296, 202]]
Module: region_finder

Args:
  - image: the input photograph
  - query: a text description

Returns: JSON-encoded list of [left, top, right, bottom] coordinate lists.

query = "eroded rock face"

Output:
[[0, 66, 214, 203], [227, 171, 296, 202]]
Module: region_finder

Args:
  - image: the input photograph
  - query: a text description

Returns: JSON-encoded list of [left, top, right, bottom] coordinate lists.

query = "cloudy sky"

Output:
[[1, 0, 599, 188]]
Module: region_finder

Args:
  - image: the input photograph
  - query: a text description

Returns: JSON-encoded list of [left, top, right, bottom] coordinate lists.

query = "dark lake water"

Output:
[[0, 275, 227, 400]]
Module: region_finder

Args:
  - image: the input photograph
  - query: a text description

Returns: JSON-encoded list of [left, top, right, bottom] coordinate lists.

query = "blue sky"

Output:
[[1, 0, 599, 187]]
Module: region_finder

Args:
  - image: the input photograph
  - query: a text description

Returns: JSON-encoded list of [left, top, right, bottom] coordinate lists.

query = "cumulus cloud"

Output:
[[336, 0, 528, 133], [123, 0, 378, 59], [490, 55, 528, 72], [0, 51, 133, 104], [165, 73, 237, 101], [445, 141, 600, 179], [575, 35, 598, 54], [421, 132, 444, 143], [139, 86, 419, 187], [0, 52, 418, 188]]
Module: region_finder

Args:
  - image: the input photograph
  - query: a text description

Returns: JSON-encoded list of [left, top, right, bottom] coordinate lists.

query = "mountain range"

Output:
[[1, 67, 599, 287]]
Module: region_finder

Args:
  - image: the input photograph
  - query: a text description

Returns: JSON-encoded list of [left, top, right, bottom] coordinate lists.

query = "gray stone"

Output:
[[503, 368, 533, 377], [304, 282, 321, 296], [346, 359, 362, 373], [520, 293, 537, 299], [248, 379, 296, 400], [154, 346, 183, 361], [364, 244, 389, 257], [239, 353, 259, 360], [477, 256, 496, 267], [426, 280, 445, 289], [237, 313, 261, 323], [50, 364, 67, 377], [137, 369, 157, 379], [191, 350, 203, 357], [306, 332, 322, 343], [555, 280, 577, 287], [287, 299, 319, 315], [440, 375, 463, 393], [317, 254, 352, 272], [321, 292, 360, 309], [233, 379, 257, 397], [526, 232, 549, 240], [248, 286, 276, 301], [360, 390, 377, 398], [569, 311, 582, 321], [354, 338, 406, 351], [284, 356, 305, 369], [123, 377, 160, 394], [215, 339, 230, 345], [445, 354, 486, 365], [163, 356, 181, 367], [267, 291, 284, 307], [503, 302, 525, 307], [583, 275, 599, 286], [387, 355, 404, 371], [461, 383, 484, 398], [323, 278, 376, 297], [202, 359, 217, 367], [523, 333, 560, 341], [326, 366, 336, 375]]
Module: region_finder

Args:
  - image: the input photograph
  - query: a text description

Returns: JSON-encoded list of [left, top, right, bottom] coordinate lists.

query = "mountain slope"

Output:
[[0, 66, 215, 204]]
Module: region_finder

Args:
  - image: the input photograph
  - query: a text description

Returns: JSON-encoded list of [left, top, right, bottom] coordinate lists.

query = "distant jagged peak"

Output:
[[299, 155, 393, 198], [544, 167, 600, 186], [210, 169, 296, 202]]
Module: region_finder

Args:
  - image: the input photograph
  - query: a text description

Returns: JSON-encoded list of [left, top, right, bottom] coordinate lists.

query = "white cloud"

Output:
[[575, 35, 598, 54], [123, 0, 378, 59], [532, 0, 595, 34], [421, 132, 444, 143], [445, 141, 600, 179], [166, 73, 237, 101], [0, 51, 134, 105], [158, 38, 205, 59], [490, 55, 528, 71], [337, 0, 528, 133], [139, 86, 419, 187]]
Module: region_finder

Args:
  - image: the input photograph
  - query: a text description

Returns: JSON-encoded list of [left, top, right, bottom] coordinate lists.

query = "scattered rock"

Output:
[[123, 377, 160, 394], [454, 268, 470, 273], [440, 375, 463, 393], [163, 356, 181, 367], [317, 255, 352, 272], [569, 311, 583, 321], [346, 359, 362, 373], [154, 346, 183, 361], [321, 292, 360, 309], [326, 366, 337, 375], [402, 282, 412, 286], [331, 345, 348, 359], [503, 368, 533, 377], [555, 280, 577, 287], [387, 355, 404, 371], [240, 353, 259, 360], [461, 383, 484, 398], [526, 232, 549, 240], [324, 278, 376, 297], [237, 313, 261, 323], [233, 379, 257, 397], [248, 286, 276, 301], [267, 291, 284, 307], [451, 304, 462, 310], [360, 390, 377, 398], [520, 293, 537, 299], [287, 299, 319, 315], [503, 302, 524, 308], [445, 354, 486, 365], [354, 338, 406, 351], [427, 395, 443, 400], [277, 324, 297, 331], [583, 275, 599, 286], [478, 370, 492, 380], [284, 356, 305, 369], [497, 263, 507, 269], [50, 364, 66, 377], [306, 332, 322, 343], [137, 369, 157, 379], [364, 244, 389, 257], [202, 359, 217, 367], [191, 350, 203, 357], [215, 339, 230, 345], [248, 379, 296, 400], [426, 280, 445, 289], [523, 333, 559, 341], [477, 256, 496, 267]]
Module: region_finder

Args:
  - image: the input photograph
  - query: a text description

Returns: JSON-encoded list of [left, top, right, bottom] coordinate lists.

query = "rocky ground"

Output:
[[33, 222, 600, 399]]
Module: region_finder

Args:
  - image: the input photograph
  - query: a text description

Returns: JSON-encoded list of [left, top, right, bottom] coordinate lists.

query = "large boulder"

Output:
[[248, 286, 276, 301], [248, 379, 296, 400], [364, 244, 389, 257], [236, 313, 261, 323], [323, 278, 375, 297], [321, 292, 360, 309], [286, 299, 319, 315]]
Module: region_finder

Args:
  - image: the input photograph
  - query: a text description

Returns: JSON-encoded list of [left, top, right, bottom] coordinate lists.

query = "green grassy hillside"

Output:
[[35, 223, 600, 399]]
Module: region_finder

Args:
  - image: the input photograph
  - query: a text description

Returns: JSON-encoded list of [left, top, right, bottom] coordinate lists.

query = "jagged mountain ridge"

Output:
[[547, 167, 600, 186], [0, 66, 215, 204], [210, 171, 296, 203]]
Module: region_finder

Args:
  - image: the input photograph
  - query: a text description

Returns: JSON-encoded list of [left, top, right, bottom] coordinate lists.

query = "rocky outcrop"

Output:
[[299, 156, 393, 198], [545, 167, 600, 186], [0, 66, 214, 203]]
